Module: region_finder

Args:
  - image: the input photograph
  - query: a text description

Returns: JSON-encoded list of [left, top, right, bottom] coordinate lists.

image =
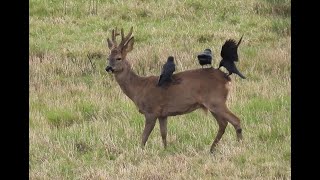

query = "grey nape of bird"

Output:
[[197, 48, 213, 68], [218, 35, 246, 79], [157, 56, 176, 87]]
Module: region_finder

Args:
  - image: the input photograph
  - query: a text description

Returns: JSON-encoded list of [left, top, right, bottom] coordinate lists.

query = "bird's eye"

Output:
[[116, 58, 121, 61]]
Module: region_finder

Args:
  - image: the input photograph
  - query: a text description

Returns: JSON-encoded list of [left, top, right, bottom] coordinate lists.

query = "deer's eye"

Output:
[[116, 58, 122, 61]]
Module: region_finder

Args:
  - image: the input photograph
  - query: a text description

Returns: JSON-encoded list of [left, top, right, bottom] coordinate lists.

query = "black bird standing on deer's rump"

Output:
[[218, 35, 246, 79], [158, 56, 176, 87]]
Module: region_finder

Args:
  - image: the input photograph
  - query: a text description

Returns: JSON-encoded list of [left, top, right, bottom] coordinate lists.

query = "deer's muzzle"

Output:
[[105, 66, 114, 73]]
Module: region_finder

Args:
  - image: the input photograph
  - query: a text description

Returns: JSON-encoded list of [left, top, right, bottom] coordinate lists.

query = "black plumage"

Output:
[[158, 56, 176, 86], [218, 35, 246, 79], [197, 48, 213, 68]]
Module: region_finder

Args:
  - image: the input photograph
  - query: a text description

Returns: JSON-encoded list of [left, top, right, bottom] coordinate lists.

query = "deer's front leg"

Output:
[[141, 114, 157, 148]]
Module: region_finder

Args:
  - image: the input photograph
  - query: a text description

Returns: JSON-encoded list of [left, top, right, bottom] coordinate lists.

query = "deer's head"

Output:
[[105, 27, 134, 73]]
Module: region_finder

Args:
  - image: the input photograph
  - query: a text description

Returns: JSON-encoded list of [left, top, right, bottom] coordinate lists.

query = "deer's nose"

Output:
[[105, 66, 114, 73]]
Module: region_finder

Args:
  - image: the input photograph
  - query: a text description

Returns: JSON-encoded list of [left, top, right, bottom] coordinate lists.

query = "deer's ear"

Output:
[[107, 38, 113, 49], [122, 37, 134, 53]]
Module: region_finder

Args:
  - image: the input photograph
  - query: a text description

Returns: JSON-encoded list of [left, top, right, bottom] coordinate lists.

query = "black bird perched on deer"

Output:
[[218, 35, 246, 79], [158, 56, 176, 87], [197, 48, 213, 68]]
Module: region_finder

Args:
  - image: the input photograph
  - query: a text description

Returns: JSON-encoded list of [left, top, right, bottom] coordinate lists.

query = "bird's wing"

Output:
[[220, 39, 239, 62], [168, 63, 175, 74], [171, 63, 176, 73], [163, 62, 175, 74]]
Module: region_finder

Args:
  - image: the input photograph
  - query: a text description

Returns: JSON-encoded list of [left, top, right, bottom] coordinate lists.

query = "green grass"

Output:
[[30, 0, 291, 179], [44, 106, 83, 128]]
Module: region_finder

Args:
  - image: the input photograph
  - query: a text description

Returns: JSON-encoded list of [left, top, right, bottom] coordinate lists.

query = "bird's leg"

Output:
[[221, 72, 229, 79], [227, 72, 232, 76]]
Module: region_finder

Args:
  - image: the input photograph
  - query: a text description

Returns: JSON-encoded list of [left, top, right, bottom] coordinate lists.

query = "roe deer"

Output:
[[105, 27, 243, 153]]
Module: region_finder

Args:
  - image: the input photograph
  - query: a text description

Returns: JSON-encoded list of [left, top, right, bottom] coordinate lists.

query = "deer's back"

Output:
[[167, 68, 230, 101]]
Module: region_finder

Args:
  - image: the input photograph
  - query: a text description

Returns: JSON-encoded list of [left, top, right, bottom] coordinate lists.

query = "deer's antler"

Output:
[[107, 27, 120, 49], [119, 27, 133, 47]]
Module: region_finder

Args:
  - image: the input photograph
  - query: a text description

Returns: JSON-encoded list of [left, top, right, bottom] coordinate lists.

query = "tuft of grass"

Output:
[[45, 108, 80, 128], [197, 34, 213, 43], [255, 0, 291, 17], [186, 1, 204, 11], [271, 18, 291, 36], [75, 101, 97, 120], [75, 141, 92, 154]]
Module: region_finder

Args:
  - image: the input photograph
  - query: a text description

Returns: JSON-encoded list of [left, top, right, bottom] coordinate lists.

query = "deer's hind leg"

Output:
[[207, 104, 242, 153], [158, 117, 168, 148], [210, 112, 228, 153], [213, 105, 242, 138], [218, 105, 243, 141]]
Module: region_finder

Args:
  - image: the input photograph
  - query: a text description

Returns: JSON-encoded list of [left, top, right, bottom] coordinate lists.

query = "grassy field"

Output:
[[29, 0, 291, 179]]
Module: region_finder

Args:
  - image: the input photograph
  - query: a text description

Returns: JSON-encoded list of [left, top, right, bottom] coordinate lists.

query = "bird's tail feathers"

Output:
[[236, 70, 246, 79]]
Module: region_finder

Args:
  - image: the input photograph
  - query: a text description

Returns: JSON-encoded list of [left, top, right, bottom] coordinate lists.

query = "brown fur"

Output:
[[106, 28, 242, 152]]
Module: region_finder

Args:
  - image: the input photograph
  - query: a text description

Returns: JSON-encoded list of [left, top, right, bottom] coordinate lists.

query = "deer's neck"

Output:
[[114, 60, 144, 101]]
